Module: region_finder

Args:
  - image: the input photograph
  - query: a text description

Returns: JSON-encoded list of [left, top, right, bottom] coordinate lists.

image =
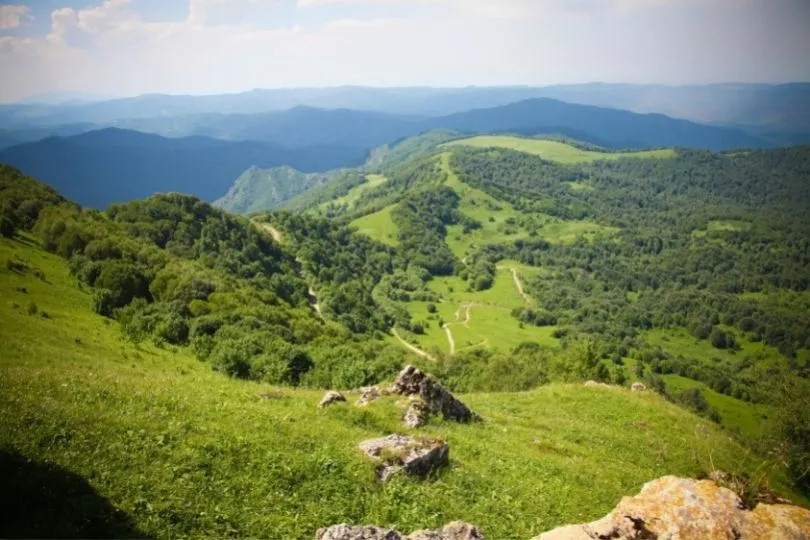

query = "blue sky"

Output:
[[0, 0, 808, 101]]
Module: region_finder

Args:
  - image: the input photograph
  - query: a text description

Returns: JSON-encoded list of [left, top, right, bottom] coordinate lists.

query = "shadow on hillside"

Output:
[[0, 449, 150, 539]]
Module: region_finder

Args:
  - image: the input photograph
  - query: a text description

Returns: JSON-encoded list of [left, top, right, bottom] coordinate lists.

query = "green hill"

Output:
[[0, 232, 778, 538], [213, 165, 336, 215], [443, 135, 676, 163]]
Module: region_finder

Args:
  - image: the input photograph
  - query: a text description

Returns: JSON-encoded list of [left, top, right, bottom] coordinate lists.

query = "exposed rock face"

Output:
[[391, 365, 479, 423], [357, 434, 449, 481], [534, 476, 810, 540], [403, 399, 431, 428], [316, 522, 483, 540], [630, 382, 647, 392], [318, 391, 347, 409]]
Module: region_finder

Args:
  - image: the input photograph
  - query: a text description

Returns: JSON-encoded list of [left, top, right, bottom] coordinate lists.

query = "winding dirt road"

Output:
[[510, 268, 533, 305], [392, 328, 436, 362], [442, 324, 456, 355]]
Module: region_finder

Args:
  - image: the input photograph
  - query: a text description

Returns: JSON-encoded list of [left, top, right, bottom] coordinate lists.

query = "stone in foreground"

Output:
[[357, 434, 449, 481], [534, 476, 810, 539], [391, 365, 479, 423], [316, 522, 483, 540], [318, 391, 347, 408], [630, 382, 647, 392]]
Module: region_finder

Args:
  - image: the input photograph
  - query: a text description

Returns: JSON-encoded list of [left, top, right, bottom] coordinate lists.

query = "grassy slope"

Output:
[[443, 136, 676, 163], [319, 174, 388, 212], [349, 204, 400, 247], [0, 234, 786, 539]]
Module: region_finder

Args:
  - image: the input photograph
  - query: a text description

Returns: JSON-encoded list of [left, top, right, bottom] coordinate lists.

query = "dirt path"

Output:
[[261, 223, 283, 244], [442, 324, 456, 355], [308, 287, 322, 317], [255, 221, 324, 317], [392, 328, 436, 362], [510, 268, 532, 305]]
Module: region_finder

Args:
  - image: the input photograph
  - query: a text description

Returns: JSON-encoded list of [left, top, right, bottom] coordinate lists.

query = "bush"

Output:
[[91, 289, 117, 317], [26, 301, 38, 315], [0, 216, 14, 238]]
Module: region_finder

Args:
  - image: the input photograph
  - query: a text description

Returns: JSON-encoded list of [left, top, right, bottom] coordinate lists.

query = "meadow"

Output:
[[443, 136, 676, 164], [2, 233, 788, 538], [348, 204, 399, 246]]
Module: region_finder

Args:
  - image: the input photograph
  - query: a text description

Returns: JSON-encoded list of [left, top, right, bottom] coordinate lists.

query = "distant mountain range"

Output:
[[0, 95, 796, 208], [3, 83, 808, 138], [0, 129, 367, 208]]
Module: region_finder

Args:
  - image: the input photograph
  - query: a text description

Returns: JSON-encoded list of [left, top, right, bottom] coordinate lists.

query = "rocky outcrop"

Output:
[[630, 382, 647, 392], [403, 399, 431, 428], [316, 522, 483, 540], [319, 391, 347, 408], [533, 476, 810, 539], [357, 434, 449, 481], [391, 366, 479, 424]]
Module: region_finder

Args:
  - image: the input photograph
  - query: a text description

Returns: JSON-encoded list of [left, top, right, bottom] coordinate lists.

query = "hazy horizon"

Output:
[[1, 0, 809, 102]]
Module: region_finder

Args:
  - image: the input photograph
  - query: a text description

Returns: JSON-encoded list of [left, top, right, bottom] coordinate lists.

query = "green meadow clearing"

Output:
[[1, 233, 783, 539], [443, 136, 676, 164], [321, 174, 388, 212], [349, 204, 400, 246]]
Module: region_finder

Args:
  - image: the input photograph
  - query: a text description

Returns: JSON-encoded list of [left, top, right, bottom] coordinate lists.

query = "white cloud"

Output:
[[0, 0, 808, 101], [0, 4, 32, 30]]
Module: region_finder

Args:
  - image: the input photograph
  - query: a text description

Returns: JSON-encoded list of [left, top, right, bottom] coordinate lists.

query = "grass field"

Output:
[[402, 262, 558, 356], [692, 220, 752, 237], [440, 152, 615, 257], [349, 204, 399, 246], [644, 328, 784, 367], [0, 234, 802, 538], [320, 174, 388, 212], [443, 136, 676, 164]]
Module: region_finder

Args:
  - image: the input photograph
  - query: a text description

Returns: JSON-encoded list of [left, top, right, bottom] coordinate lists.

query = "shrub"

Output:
[[0, 216, 14, 238], [26, 301, 38, 315]]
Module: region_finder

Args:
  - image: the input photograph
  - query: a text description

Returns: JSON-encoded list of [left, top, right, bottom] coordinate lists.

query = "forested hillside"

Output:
[[277, 135, 810, 490], [2, 133, 810, 536]]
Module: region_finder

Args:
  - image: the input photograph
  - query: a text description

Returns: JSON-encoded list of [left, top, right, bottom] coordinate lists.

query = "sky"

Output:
[[0, 0, 809, 101]]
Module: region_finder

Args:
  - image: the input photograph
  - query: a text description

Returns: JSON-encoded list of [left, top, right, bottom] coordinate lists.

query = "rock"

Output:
[[319, 391, 347, 409], [391, 365, 479, 423], [316, 525, 402, 540], [356, 386, 388, 407], [316, 522, 482, 540], [403, 400, 431, 428], [630, 382, 647, 392], [357, 434, 449, 481], [584, 380, 605, 388], [533, 476, 810, 539]]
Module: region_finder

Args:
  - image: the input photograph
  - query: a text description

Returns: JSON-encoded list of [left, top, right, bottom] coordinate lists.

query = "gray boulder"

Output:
[[631, 382, 647, 392], [319, 391, 347, 409], [391, 365, 479, 423], [358, 434, 449, 481]]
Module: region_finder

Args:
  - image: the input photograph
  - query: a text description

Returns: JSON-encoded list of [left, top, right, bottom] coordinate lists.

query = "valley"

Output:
[[2, 92, 810, 539]]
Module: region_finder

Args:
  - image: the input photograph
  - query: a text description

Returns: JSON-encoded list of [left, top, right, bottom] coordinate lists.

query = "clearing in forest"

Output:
[[444, 136, 676, 164]]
